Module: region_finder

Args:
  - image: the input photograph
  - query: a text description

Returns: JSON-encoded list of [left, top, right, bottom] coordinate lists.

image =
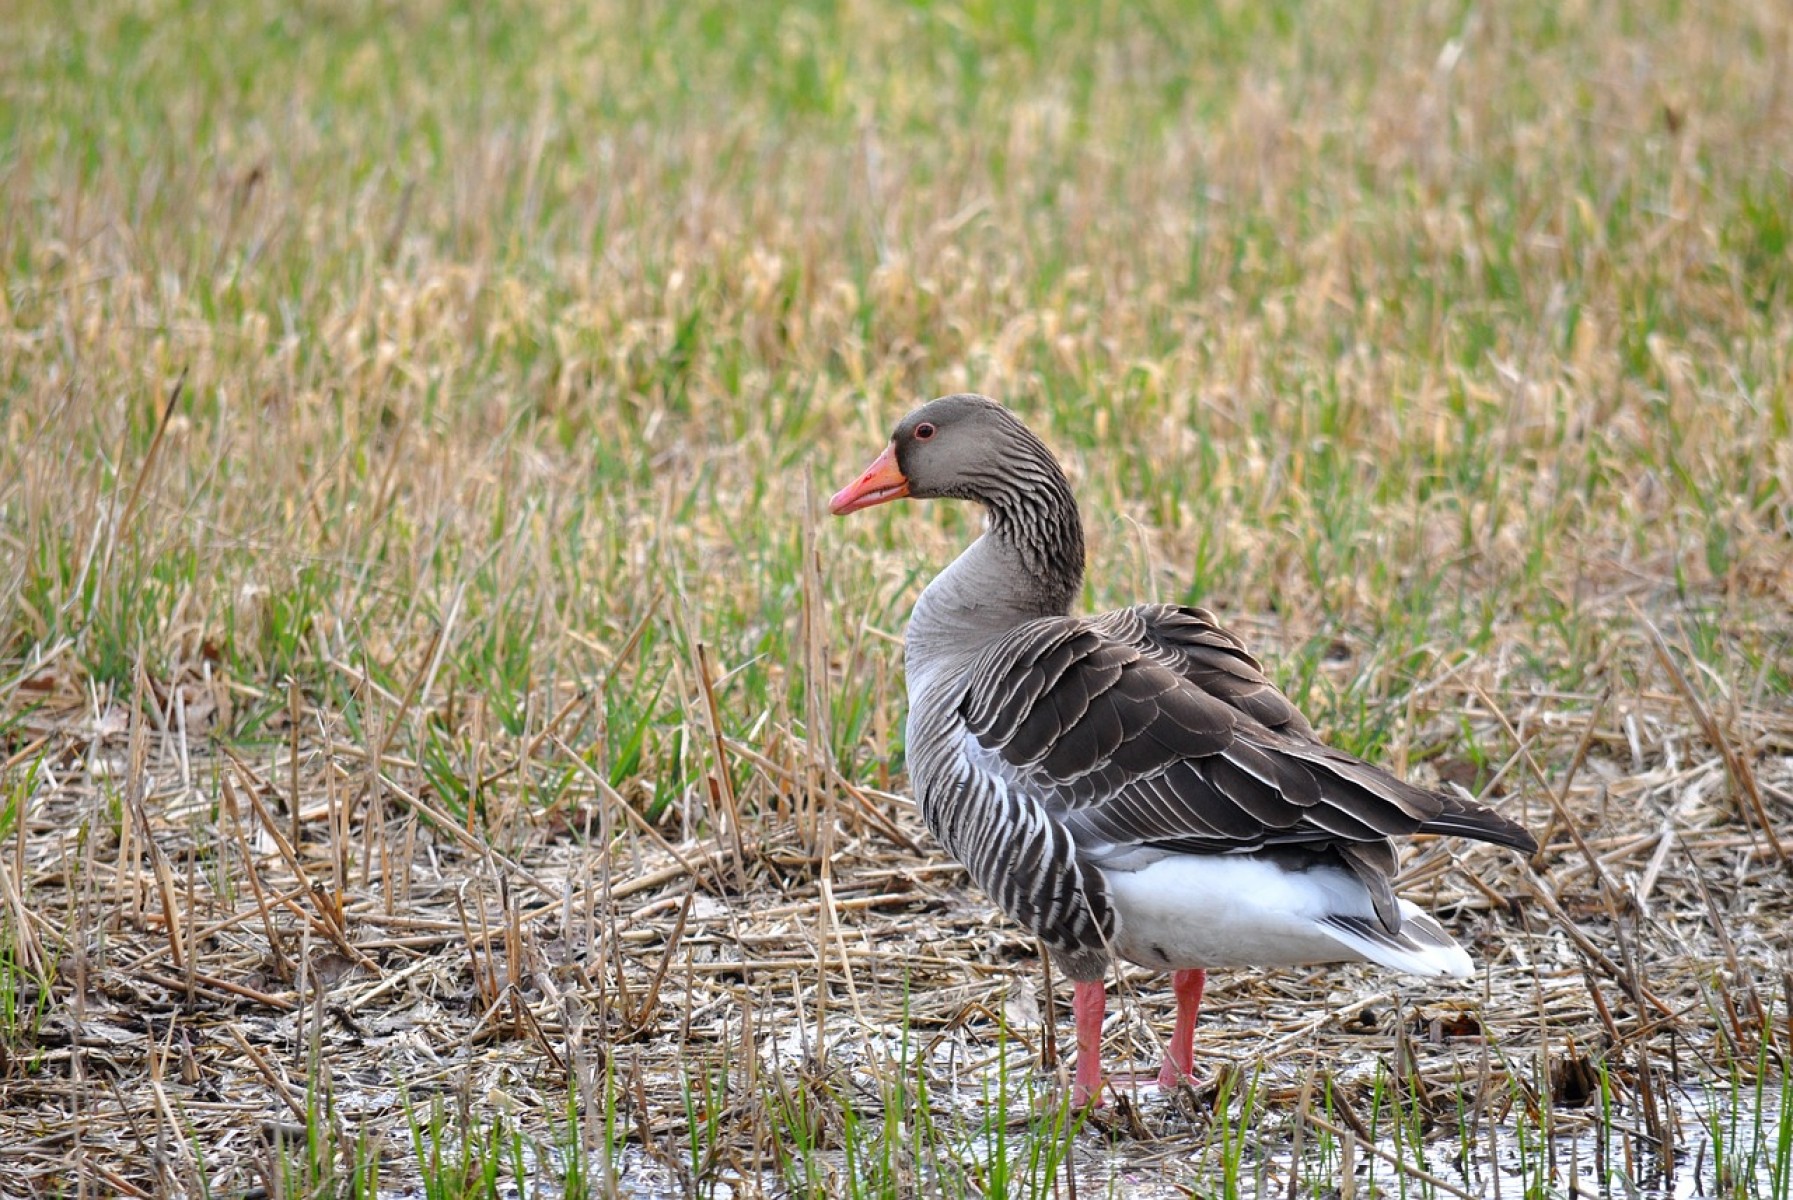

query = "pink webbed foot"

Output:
[[1070, 978, 1107, 1107], [1069, 970, 1208, 1105], [1155, 968, 1207, 1090]]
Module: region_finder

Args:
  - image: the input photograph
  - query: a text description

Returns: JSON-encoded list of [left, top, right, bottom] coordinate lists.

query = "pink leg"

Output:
[[1156, 969, 1207, 1089], [1071, 979, 1107, 1107]]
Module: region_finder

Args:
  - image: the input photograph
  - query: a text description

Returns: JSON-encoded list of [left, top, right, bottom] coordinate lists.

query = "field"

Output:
[[2, 0, 1791, 1195]]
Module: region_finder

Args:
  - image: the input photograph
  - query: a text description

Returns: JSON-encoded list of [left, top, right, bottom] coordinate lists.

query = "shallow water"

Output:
[[372, 1068, 1787, 1198], [1040, 1081, 1790, 1199]]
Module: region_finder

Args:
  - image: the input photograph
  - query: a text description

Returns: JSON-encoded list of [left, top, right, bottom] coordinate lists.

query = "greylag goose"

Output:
[[830, 394, 1536, 1107]]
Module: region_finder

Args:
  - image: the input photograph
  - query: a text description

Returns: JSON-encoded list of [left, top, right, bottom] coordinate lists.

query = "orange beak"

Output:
[[829, 442, 910, 515]]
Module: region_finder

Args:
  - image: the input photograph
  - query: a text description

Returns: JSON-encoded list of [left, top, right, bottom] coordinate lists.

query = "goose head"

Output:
[[829, 394, 1064, 516], [829, 394, 1086, 615]]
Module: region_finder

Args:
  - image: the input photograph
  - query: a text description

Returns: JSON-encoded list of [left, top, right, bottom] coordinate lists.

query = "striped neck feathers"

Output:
[[905, 471, 1085, 689]]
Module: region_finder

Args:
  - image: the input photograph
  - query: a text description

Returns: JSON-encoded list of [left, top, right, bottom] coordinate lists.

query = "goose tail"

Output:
[[1320, 900, 1474, 979]]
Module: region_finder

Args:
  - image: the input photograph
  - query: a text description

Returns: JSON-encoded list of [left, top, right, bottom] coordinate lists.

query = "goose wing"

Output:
[[957, 605, 1531, 926]]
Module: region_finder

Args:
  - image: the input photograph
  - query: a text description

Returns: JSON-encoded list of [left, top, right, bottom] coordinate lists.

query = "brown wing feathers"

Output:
[[961, 605, 1536, 872], [1419, 790, 1538, 853], [1113, 605, 1317, 739]]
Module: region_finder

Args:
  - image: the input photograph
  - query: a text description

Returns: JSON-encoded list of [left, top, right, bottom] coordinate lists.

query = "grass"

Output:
[[2, 0, 1791, 1195]]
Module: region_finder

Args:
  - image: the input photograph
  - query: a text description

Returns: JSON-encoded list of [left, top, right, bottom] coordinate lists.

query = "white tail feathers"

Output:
[[1320, 900, 1474, 979]]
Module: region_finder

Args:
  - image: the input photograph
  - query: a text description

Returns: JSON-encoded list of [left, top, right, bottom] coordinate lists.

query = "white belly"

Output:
[[1104, 855, 1426, 971]]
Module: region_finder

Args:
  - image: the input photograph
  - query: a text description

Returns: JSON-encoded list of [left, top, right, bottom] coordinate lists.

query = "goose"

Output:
[[829, 394, 1536, 1107]]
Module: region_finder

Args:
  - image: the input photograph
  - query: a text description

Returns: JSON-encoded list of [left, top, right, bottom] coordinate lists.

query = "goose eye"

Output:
[[914, 422, 937, 440]]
